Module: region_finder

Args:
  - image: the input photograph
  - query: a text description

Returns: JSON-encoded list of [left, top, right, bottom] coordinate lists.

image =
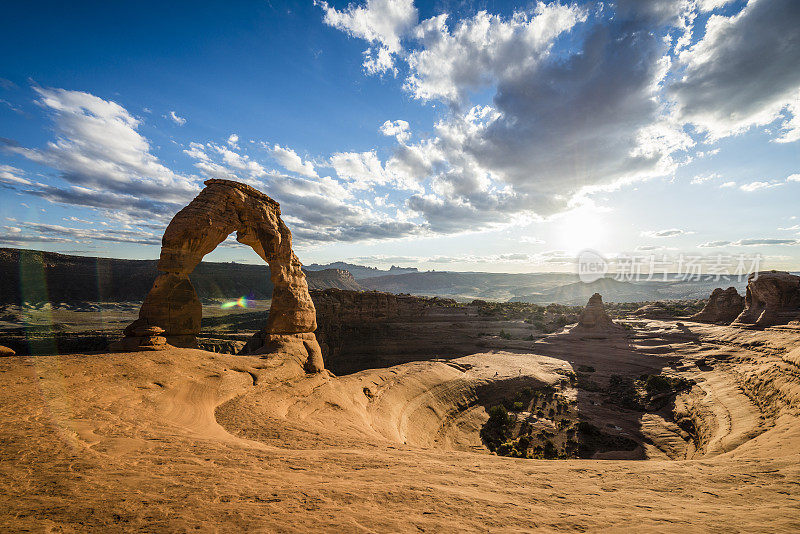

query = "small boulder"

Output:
[[0, 345, 15, 357]]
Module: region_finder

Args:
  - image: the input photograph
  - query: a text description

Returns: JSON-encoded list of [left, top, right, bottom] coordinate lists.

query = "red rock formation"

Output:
[[732, 271, 800, 327], [573, 293, 619, 332], [691, 287, 744, 324], [0, 345, 15, 357], [114, 179, 323, 372]]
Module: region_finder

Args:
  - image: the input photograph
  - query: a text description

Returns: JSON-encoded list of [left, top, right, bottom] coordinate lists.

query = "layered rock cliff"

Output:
[[732, 271, 800, 327]]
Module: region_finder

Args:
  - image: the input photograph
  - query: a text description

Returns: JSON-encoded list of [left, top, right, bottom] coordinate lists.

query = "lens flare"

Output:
[[220, 296, 249, 309]]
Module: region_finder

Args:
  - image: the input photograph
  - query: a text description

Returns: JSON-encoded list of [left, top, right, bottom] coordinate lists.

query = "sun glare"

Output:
[[555, 209, 608, 253]]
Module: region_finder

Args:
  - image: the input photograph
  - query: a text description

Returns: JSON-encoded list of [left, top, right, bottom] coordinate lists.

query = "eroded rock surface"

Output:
[[732, 271, 800, 327], [116, 179, 322, 372], [691, 287, 744, 324]]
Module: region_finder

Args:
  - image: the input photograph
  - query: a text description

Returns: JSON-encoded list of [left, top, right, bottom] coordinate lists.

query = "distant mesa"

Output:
[[572, 293, 620, 334], [731, 271, 800, 328], [690, 287, 744, 324], [111, 179, 324, 373]]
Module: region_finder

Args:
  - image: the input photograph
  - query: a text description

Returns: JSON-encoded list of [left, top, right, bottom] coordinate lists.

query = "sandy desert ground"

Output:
[[1, 317, 800, 532]]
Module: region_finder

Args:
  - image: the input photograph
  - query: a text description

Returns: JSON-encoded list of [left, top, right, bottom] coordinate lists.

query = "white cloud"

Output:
[[404, 4, 584, 103], [317, 0, 418, 74], [4, 87, 198, 204], [739, 181, 782, 192], [699, 238, 800, 247], [641, 228, 692, 238], [380, 119, 410, 142], [329, 150, 387, 190], [719, 181, 737, 188], [227, 133, 239, 148], [0, 164, 32, 186], [671, 0, 800, 141], [698, 240, 731, 248], [168, 110, 186, 125], [787, 173, 800, 182], [691, 172, 722, 185], [698, 0, 737, 12], [266, 144, 317, 178]]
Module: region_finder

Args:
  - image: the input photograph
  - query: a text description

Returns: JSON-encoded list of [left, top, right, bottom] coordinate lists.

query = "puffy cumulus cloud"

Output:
[[227, 133, 239, 148], [328, 150, 389, 190], [4, 87, 198, 203], [316, 0, 418, 74], [671, 0, 800, 141], [181, 139, 424, 244], [697, 0, 737, 12], [315, 0, 798, 239], [788, 174, 800, 182], [265, 144, 317, 178], [380, 119, 410, 142], [404, 3, 584, 103], [168, 111, 186, 125], [641, 228, 692, 238]]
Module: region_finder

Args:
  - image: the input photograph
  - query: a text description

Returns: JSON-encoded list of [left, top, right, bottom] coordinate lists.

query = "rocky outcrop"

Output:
[[311, 289, 462, 374], [573, 293, 619, 333], [312, 288, 432, 323], [115, 179, 323, 373], [110, 326, 168, 352], [0, 345, 15, 357], [732, 271, 800, 327], [691, 287, 744, 324]]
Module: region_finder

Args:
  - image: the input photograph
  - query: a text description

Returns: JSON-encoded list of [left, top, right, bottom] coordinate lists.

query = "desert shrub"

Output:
[[488, 405, 510, 425], [644, 374, 673, 395], [607, 375, 642, 410], [576, 373, 602, 392], [481, 405, 512, 452]]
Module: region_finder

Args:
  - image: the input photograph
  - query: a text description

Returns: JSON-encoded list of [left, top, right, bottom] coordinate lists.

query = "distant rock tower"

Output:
[[573, 293, 620, 333]]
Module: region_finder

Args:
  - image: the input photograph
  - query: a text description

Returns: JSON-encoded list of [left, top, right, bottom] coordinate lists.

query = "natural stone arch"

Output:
[[116, 179, 323, 373]]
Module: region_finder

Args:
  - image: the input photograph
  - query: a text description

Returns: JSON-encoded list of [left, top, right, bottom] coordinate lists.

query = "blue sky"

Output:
[[1, 0, 799, 273]]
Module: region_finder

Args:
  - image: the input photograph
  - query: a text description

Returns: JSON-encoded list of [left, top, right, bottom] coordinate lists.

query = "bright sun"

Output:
[[555, 208, 608, 254]]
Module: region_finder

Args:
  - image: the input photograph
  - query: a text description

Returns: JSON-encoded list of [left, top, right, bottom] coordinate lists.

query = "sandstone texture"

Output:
[[116, 179, 322, 372], [573, 293, 619, 333], [0, 345, 15, 357], [691, 287, 744, 324], [732, 271, 800, 327]]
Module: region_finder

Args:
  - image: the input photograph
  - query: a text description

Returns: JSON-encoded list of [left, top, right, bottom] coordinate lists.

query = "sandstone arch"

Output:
[[115, 179, 323, 372]]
